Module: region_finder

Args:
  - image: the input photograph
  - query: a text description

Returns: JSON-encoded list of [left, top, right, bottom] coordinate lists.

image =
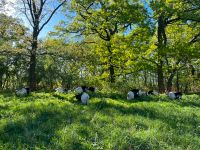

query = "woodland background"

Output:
[[0, 0, 199, 93]]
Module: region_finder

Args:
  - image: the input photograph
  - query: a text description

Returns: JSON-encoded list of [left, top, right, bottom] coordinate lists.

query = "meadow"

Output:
[[0, 92, 200, 150]]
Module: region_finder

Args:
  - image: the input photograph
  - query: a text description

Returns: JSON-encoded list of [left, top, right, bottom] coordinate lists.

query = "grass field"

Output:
[[0, 92, 200, 150]]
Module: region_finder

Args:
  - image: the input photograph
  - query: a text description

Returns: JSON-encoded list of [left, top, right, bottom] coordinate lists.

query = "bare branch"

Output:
[[39, 13, 48, 22], [79, 2, 93, 15], [39, 0, 67, 32], [21, 0, 34, 27], [38, 0, 47, 17], [27, 0, 35, 22]]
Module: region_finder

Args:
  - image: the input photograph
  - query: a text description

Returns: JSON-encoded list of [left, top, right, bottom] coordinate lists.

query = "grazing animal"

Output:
[[168, 92, 182, 99], [81, 86, 88, 92], [75, 93, 82, 101], [16, 87, 30, 96], [75, 86, 96, 93], [75, 92, 89, 104], [74, 86, 94, 104], [127, 89, 140, 100], [81, 92, 90, 104], [81, 86, 96, 92], [88, 87, 96, 92], [127, 91, 135, 100], [147, 90, 158, 95], [147, 90, 154, 95], [75, 87, 84, 94], [131, 89, 140, 98], [55, 87, 67, 94], [25, 87, 30, 94], [138, 90, 147, 96]]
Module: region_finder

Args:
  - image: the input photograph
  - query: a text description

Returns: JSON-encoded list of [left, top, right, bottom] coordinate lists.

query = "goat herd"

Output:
[[15, 86, 183, 105]]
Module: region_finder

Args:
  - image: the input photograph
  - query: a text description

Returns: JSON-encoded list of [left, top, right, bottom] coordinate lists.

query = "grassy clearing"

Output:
[[0, 92, 200, 150]]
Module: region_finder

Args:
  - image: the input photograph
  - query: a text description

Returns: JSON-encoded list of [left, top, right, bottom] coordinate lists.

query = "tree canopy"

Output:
[[0, 0, 199, 93]]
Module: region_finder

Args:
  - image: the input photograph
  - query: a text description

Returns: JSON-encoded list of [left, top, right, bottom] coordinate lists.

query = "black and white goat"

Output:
[[75, 92, 90, 104], [75, 86, 90, 104], [15, 87, 30, 96], [127, 89, 140, 100], [75, 86, 96, 93], [127, 89, 158, 100], [147, 90, 159, 95], [87, 87, 96, 92], [138, 90, 147, 96], [168, 91, 182, 99]]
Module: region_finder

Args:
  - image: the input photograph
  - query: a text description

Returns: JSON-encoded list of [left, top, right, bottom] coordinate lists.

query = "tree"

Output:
[[19, 0, 67, 90], [0, 0, 6, 11], [0, 13, 27, 89], [147, 0, 200, 92], [59, 0, 147, 83]]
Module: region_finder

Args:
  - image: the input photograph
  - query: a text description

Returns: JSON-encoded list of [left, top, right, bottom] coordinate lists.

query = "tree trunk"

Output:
[[144, 71, 147, 86], [0, 75, 2, 90], [157, 14, 167, 93], [22, 0, 66, 91], [184, 83, 189, 93], [176, 70, 180, 92], [29, 53, 36, 90], [190, 64, 195, 75], [157, 62, 165, 93], [109, 64, 115, 83], [167, 71, 176, 92], [107, 45, 115, 83], [29, 33, 38, 91]]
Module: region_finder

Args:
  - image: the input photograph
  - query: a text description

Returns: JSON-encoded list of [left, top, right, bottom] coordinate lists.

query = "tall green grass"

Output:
[[0, 92, 200, 149]]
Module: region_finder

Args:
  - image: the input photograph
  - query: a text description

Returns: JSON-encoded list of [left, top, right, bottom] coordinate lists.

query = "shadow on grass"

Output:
[[52, 93, 82, 105], [0, 105, 9, 110], [0, 105, 80, 149], [1, 92, 200, 149], [117, 96, 161, 104], [0, 98, 155, 149], [52, 94, 66, 100], [176, 101, 200, 108], [93, 100, 157, 118], [174, 95, 200, 108], [0, 91, 14, 97], [97, 92, 199, 107], [91, 92, 172, 104], [93, 100, 200, 136], [89, 92, 126, 100]]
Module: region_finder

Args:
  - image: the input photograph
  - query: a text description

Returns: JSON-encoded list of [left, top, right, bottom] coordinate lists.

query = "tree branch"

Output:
[[189, 32, 200, 44], [21, 0, 34, 27], [39, 0, 67, 32], [141, 56, 158, 66], [166, 17, 180, 24]]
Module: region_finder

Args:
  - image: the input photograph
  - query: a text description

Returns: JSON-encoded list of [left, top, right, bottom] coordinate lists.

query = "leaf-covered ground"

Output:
[[0, 92, 200, 150]]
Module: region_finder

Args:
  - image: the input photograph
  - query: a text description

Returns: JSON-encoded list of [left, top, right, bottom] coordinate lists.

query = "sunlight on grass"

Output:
[[0, 92, 200, 149]]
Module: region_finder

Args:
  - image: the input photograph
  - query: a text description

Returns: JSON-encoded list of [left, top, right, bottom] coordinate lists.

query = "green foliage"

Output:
[[0, 13, 30, 90], [0, 92, 200, 149], [0, 13, 27, 57], [0, 1, 199, 93], [68, 0, 147, 36], [38, 38, 100, 89], [54, 0, 149, 82]]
